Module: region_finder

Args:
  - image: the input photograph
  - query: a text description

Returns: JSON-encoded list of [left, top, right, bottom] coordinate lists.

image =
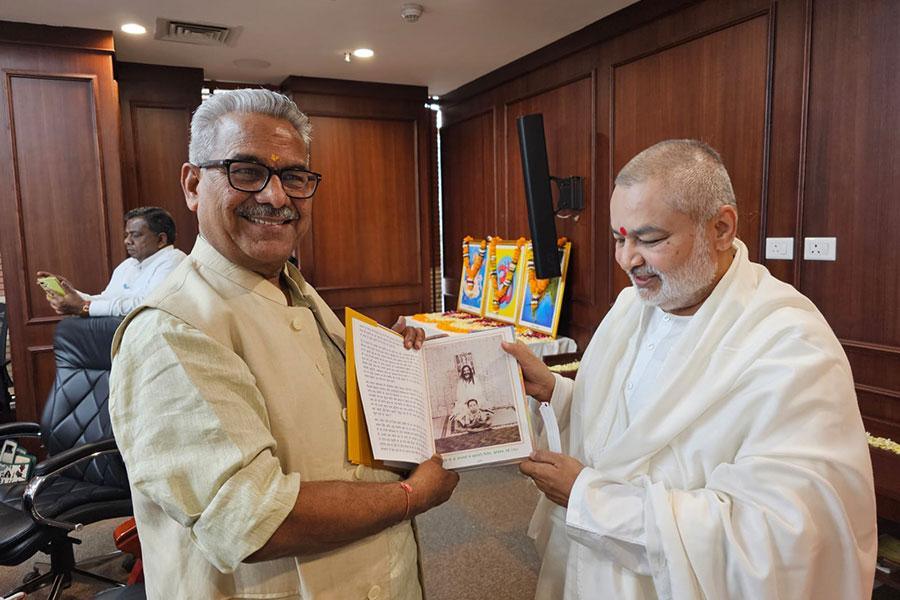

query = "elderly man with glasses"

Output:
[[109, 89, 459, 600]]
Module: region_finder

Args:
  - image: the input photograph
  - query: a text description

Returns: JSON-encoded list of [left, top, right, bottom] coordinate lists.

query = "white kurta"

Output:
[[531, 239, 877, 600], [80, 245, 186, 316]]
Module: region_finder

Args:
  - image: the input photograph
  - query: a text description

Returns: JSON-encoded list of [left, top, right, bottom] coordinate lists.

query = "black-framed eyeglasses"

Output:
[[197, 159, 322, 199]]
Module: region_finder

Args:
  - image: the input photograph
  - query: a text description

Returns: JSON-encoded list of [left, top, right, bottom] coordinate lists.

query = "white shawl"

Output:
[[531, 239, 877, 599]]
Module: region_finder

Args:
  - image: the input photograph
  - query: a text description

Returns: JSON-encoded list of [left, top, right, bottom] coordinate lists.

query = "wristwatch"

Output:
[[80, 301, 90, 318]]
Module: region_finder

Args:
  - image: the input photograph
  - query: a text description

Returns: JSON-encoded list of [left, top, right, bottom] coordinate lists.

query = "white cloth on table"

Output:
[[530, 239, 877, 600], [405, 316, 577, 358]]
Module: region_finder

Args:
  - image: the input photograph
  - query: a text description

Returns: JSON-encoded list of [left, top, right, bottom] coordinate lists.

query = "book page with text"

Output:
[[352, 320, 434, 465]]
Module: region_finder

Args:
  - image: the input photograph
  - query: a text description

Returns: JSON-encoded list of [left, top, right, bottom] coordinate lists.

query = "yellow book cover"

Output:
[[345, 307, 379, 466]]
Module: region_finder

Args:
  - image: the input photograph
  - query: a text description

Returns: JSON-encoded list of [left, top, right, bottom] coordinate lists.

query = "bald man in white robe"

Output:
[[504, 140, 876, 599]]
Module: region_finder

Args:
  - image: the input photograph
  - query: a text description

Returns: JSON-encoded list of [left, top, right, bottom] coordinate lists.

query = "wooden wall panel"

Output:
[[763, 0, 808, 285], [798, 0, 900, 518], [10, 75, 112, 321], [504, 77, 596, 337], [440, 110, 495, 308], [333, 303, 421, 328], [27, 346, 55, 418], [439, 0, 900, 520], [441, 0, 771, 348], [117, 62, 202, 254], [609, 15, 769, 295], [845, 343, 900, 396], [0, 23, 122, 424], [282, 77, 434, 326], [307, 116, 420, 289], [800, 0, 900, 349]]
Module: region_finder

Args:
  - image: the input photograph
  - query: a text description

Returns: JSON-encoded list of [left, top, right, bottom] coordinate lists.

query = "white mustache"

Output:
[[630, 266, 660, 279], [236, 204, 299, 221]]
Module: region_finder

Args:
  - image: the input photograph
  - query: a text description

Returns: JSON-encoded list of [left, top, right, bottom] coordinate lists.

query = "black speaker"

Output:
[[517, 113, 561, 279]]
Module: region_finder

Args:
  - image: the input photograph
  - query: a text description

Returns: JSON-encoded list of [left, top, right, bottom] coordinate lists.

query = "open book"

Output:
[[346, 308, 534, 470]]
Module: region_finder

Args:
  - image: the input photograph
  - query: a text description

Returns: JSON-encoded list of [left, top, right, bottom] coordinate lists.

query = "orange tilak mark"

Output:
[[619, 226, 627, 236], [270, 153, 280, 163]]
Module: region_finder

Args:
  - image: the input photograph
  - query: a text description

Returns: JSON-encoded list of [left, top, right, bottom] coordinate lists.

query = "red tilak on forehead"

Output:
[[619, 226, 627, 236]]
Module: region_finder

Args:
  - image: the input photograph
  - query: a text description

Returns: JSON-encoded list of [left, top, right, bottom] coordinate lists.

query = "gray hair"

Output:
[[615, 139, 736, 222], [188, 88, 312, 164]]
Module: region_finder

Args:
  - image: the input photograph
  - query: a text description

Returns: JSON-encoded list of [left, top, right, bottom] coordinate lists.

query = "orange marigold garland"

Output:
[[526, 237, 569, 311], [411, 311, 549, 341], [462, 236, 487, 297], [436, 322, 470, 334]]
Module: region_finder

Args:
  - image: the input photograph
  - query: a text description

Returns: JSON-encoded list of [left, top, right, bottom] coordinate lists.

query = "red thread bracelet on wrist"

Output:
[[399, 481, 413, 520]]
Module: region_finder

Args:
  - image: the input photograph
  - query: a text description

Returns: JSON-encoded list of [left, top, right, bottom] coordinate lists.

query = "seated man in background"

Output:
[[110, 89, 458, 599], [36, 206, 185, 317], [504, 139, 876, 599]]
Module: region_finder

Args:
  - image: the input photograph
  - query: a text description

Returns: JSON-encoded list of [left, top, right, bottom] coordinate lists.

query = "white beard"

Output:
[[629, 227, 718, 311]]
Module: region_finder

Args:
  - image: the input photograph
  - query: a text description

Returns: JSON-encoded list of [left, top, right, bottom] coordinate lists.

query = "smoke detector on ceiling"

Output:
[[154, 18, 243, 46], [400, 3, 424, 23]]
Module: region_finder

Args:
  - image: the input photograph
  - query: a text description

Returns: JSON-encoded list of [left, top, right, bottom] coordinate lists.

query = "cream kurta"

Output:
[[531, 239, 877, 599], [110, 237, 419, 600]]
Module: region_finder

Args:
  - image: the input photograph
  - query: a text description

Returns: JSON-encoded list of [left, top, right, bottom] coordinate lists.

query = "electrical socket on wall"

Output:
[[803, 237, 837, 261], [765, 237, 794, 260]]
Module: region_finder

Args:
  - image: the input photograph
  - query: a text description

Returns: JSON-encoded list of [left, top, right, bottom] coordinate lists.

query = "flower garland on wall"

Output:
[[461, 236, 487, 297], [526, 237, 569, 311]]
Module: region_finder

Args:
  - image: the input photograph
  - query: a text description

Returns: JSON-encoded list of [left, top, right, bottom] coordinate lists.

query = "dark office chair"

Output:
[[1, 302, 14, 418], [0, 316, 132, 599]]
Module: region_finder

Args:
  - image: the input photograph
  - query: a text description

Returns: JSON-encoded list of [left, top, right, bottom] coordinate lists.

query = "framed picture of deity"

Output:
[[457, 237, 489, 316], [483, 237, 527, 324], [516, 238, 571, 338]]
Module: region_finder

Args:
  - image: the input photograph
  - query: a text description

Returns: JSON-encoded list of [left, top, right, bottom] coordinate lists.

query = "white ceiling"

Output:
[[2, 0, 637, 96]]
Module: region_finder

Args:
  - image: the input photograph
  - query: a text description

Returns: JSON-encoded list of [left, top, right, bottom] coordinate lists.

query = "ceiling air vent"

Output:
[[154, 18, 242, 46]]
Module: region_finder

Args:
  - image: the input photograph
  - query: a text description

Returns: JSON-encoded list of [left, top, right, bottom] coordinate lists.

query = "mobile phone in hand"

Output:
[[37, 275, 66, 296]]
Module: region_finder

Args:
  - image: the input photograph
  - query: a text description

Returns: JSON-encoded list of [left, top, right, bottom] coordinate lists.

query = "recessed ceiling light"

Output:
[[233, 58, 271, 69], [352, 48, 374, 58], [121, 23, 147, 35]]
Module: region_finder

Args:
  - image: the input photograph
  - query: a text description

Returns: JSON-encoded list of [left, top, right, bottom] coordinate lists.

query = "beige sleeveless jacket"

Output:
[[110, 236, 419, 599]]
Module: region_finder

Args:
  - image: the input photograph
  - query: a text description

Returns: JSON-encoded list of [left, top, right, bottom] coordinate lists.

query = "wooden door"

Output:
[[798, 0, 900, 519], [117, 62, 203, 254], [0, 22, 123, 423], [283, 77, 435, 325]]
